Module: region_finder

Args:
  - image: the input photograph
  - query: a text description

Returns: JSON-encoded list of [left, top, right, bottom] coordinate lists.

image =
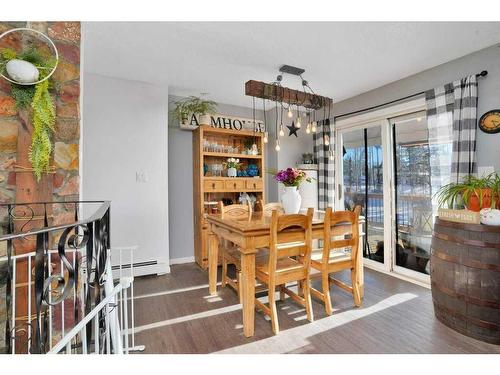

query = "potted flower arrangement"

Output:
[[273, 168, 312, 214], [223, 158, 241, 178], [171, 96, 217, 127]]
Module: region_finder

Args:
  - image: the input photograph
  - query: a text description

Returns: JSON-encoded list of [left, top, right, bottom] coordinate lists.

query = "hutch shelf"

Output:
[[193, 125, 266, 269]]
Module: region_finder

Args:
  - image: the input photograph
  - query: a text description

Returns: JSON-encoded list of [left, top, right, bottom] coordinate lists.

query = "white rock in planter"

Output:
[[6, 59, 40, 84], [480, 208, 500, 226]]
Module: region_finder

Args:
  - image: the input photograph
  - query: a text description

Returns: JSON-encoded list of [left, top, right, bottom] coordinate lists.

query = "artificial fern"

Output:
[[10, 84, 36, 109], [1, 46, 58, 181], [29, 80, 55, 181]]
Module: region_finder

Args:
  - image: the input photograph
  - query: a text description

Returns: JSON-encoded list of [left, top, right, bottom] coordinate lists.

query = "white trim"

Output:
[[335, 97, 431, 286], [364, 264, 430, 289], [335, 97, 426, 130], [169, 256, 195, 265]]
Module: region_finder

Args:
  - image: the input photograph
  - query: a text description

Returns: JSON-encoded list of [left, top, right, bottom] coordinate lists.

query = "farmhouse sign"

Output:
[[180, 113, 264, 132]]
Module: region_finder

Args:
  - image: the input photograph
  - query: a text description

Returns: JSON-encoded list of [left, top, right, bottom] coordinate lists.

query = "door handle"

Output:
[[338, 184, 342, 200], [212, 183, 216, 189]]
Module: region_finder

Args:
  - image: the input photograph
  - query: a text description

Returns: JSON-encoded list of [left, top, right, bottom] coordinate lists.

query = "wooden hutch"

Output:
[[193, 125, 266, 269]]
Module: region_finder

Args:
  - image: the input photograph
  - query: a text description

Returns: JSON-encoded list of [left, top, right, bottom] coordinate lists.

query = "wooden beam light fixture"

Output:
[[245, 65, 333, 152]]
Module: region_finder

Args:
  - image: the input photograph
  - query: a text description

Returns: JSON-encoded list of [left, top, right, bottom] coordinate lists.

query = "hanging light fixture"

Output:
[[245, 64, 333, 154], [279, 102, 285, 136], [262, 98, 268, 143], [311, 121, 317, 133]]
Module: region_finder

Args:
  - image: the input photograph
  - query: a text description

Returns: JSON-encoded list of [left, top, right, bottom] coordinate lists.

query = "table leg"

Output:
[[208, 231, 219, 295], [241, 251, 256, 337]]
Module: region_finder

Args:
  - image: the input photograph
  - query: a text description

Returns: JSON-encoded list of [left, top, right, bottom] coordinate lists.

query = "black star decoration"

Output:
[[287, 121, 299, 137]]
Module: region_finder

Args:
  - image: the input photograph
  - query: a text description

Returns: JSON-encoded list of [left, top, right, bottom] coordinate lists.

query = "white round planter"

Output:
[[199, 114, 211, 126], [480, 208, 500, 226], [281, 186, 302, 214], [227, 167, 237, 178], [6, 59, 39, 83]]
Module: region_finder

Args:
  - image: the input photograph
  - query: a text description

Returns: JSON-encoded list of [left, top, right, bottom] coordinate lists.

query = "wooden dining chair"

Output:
[[258, 200, 285, 216], [255, 208, 314, 334], [218, 201, 252, 302], [310, 207, 361, 315]]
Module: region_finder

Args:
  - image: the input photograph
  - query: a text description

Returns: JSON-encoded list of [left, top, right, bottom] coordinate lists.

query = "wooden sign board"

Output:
[[179, 113, 264, 132], [438, 208, 480, 224]]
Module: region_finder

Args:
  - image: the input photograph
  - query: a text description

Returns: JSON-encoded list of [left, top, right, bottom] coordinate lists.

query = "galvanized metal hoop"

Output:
[[0, 27, 59, 86]]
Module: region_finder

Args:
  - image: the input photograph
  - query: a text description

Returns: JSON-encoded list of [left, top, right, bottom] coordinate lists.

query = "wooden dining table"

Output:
[[206, 210, 365, 337]]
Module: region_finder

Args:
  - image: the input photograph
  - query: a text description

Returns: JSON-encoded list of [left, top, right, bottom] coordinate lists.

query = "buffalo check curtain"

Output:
[[313, 119, 335, 209], [425, 75, 478, 183]]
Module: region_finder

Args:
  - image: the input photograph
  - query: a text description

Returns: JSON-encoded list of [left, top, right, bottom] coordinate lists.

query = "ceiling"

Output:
[[83, 22, 500, 108]]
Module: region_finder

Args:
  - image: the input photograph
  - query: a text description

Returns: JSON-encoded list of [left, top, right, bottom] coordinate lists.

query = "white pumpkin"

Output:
[[480, 208, 500, 226], [5, 59, 40, 84]]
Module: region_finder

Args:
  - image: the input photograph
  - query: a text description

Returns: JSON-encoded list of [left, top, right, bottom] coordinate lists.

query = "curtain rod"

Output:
[[334, 70, 488, 120]]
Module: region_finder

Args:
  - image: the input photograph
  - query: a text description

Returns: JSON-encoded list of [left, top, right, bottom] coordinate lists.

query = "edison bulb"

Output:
[[329, 150, 334, 160], [275, 140, 281, 151], [263, 131, 268, 143], [311, 121, 317, 133], [296, 117, 302, 128], [306, 123, 311, 134], [287, 108, 293, 118], [279, 124, 285, 137], [324, 135, 330, 146]]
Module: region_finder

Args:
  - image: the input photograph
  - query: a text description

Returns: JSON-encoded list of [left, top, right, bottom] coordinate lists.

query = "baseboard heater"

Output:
[[111, 260, 157, 271]]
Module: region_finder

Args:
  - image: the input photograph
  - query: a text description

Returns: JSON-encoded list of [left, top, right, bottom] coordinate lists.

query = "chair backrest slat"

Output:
[[268, 208, 313, 277], [218, 201, 252, 221], [323, 207, 360, 266], [258, 201, 285, 216]]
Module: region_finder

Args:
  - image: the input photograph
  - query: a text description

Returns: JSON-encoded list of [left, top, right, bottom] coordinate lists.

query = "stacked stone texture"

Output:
[[0, 22, 81, 229]]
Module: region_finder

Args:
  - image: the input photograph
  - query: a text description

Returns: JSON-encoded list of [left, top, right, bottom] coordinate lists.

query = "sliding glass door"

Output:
[[391, 111, 452, 277], [336, 105, 453, 282], [338, 122, 390, 270]]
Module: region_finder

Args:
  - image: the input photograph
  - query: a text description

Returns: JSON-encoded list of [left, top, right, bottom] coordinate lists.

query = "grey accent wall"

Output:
[[264, 107, 314, 201], [168, 96, 269, 261], [333, 44, 500, 172]]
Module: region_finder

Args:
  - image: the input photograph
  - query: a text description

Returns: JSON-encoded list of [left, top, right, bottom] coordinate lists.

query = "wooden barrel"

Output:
[[431, 218, 500, 345]]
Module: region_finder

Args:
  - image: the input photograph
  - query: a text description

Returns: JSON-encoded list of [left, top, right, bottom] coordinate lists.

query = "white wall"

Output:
[[82, 73, 170, 275]]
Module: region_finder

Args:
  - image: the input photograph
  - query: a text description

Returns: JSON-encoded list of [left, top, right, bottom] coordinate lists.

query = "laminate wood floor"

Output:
[[130, 263, 500, 354]]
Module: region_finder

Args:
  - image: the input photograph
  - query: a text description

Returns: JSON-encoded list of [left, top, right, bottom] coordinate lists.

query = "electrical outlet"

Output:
[[136, 171, 149, 183]]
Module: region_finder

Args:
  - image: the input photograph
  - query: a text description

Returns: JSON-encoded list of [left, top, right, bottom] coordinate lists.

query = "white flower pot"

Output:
[[281, 186, 302, 214], [480, 208, 500, 226], [6, 59, 39, 83], [199, 114, 211, 126], [227, 167, 237, 178]]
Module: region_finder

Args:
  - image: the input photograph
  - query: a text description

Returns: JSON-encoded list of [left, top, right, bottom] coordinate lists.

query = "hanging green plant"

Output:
[[30, 79, 56, 180], [0, 45, 57, 181], [171, 96, 217, 121]]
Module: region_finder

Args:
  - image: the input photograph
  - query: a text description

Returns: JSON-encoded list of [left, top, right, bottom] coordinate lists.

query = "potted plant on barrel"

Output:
[[273, 168, 312, 214], [436, 174, 496, 212], [171, 96, 217, 127]]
